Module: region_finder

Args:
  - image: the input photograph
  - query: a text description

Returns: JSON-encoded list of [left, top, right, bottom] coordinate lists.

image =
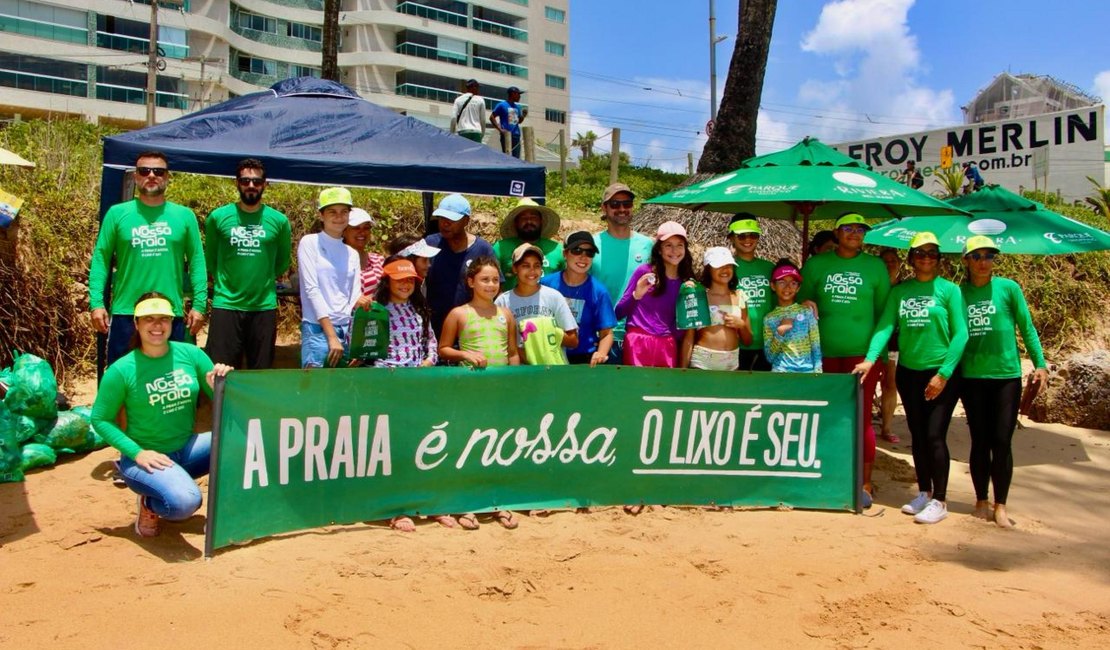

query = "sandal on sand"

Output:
[[457, 513, 480, 530], [430, 514, 458, 528], [493, 511, 519, 530], [390, 516, 416, 532], [623, 504, 645, 515], [881, 431, 901, 444]]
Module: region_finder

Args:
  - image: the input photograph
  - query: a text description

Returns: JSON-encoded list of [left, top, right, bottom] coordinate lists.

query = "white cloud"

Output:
[[794, 0, 957, 144], [756, 110, 792, 154]]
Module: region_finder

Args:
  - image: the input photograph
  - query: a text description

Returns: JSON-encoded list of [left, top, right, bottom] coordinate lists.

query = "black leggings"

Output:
[[960, 377, 1022, 504], [896, 366, 961, 502]]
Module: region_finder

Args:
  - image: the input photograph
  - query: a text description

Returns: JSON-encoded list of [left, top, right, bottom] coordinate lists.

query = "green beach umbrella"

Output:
[[864, 184, 1110, 255]]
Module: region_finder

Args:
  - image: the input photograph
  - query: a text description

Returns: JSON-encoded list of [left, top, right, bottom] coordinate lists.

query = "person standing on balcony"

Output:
[[491, 86, 526, 158], [452, 79, 487, 144]]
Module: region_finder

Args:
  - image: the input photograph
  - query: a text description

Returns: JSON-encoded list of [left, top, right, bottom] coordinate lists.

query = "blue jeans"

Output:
[[119, 433, 210, 521], [300, 321, 351, 368], [107, 314, 186, 367]]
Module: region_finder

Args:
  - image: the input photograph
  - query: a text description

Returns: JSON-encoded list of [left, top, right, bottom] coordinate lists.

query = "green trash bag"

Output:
[[0, 403, 24, 483], [3, 353, 58, 419], [20, 443, 57, 471], [14, 414, 38, 443], [39, 411, 90, 451]]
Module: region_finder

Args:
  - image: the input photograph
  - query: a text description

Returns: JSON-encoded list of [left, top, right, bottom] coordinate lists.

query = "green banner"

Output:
[[206, 366, 860, 552]]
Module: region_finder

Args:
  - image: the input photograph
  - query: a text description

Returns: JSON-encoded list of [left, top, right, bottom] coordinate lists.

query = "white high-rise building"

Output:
[[0, 0, 569, 162]]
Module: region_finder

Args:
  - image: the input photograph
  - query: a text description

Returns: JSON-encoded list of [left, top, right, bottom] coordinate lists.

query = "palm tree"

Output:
[[572, 131, 598, 159], [698, 0, 778, 173], [1085, 176, 1110, 219], [321, 0, 340, 81]]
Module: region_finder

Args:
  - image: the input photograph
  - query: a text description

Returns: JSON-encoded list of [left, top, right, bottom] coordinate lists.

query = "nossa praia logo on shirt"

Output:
[[899, 296, 936, 324], [967, 300, 997, 335], [230, 225, 265, 252], [131, 222, 172, 255], [738, 275, 769, 302], [823, 271, 863, 300], [145, 369, 195, 413]]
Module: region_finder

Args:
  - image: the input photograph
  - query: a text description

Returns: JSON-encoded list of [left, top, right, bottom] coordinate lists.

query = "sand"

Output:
[[3, 390, 1109, 648]]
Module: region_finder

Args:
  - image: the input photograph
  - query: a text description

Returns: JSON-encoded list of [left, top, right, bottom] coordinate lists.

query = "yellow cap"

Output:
[[728, 219, 761, 235], [318, 187, 353, 210], [909, 231, 940, 249], [133, 297, 175, 319], [963, 235, 1000, 256], [835, 213, 869, 229]]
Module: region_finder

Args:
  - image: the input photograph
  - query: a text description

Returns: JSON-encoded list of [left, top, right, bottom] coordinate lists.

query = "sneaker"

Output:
[[913, 499, 948, 524], [901, 491, 930, 515], [135, 496, 162, 538]]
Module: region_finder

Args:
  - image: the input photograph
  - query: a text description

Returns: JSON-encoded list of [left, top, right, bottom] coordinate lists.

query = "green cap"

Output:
[[909, 231, 940, 249], [835, 213, 869, 230], [963, 235, 1000, 256], [728, 219, 761, 236], [318, 187, 353, 210]]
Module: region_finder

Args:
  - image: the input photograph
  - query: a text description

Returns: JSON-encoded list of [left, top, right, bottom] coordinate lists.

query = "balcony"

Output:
[[395, 42, 467, 67], [396, 82, 458, 104], [396, 1, 468, 28], [471, 55, 526, 78], [0, 14, 87, 45], [0, 68, 87, 98], [96, 31, 189, 59], [230, 24, 323, 53], [471, 17, 527, 42], [95, 83, 188, 110]]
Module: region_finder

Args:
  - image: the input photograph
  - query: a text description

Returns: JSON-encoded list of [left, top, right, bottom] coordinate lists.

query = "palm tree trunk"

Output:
[[322, 0, 340, 81], [698, 0, 778, 174]]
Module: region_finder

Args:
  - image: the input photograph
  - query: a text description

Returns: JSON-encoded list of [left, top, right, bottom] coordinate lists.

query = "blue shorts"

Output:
[[300, 321, 351, 368]]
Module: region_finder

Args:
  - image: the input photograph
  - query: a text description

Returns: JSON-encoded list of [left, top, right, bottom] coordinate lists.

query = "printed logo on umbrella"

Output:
[[968, 219, 1007, 236], [832, 171, 877, 188]]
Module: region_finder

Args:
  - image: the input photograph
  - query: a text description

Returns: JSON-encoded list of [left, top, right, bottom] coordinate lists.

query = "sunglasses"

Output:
[[135, 166, 167, 177], [838, 225, 868, 234], [732, 232, 759, 240], [568, 246, 597, 258], [912, 249, 941, 259], [238, 177, 265, 187], [774, 279, 800, 288], [967, 252, 997, 262], [606, 199, 634, 208]]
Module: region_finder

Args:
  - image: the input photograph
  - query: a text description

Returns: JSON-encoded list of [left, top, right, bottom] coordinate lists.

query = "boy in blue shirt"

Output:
[[541, 231, 618, 366]]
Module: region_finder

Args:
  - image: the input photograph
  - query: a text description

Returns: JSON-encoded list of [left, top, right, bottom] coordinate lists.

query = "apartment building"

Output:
[[0, 0, 569, 161]]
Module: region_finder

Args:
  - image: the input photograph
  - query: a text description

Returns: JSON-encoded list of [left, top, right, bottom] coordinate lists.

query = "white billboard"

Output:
[[832, 105, 1105, 202]]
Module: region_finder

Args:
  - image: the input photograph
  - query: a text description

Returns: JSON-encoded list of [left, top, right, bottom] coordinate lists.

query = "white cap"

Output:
[[348, 208, 373, 227], [704, 246, 734, 268], [399, 239, 441, 258]]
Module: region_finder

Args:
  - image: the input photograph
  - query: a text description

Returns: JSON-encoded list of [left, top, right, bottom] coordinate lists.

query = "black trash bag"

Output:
[[3, 353, 58, 419]]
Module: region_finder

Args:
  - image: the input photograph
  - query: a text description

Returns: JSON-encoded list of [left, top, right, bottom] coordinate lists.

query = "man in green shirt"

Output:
[[728, 215, 776, 371], [89, 151, 207, 368], [491, 198, 563, 291], [590, 182, 653, 364], [204, 159, 292, 369], [800, 213, 891, 499]]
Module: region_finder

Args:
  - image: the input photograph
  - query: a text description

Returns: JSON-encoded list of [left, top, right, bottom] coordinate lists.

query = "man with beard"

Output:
[[491, 198, 563, 291], [590, 182, 652, 364], [203, 159, 292, 369], [423, 193, 495, 338], [89, 150, 208, 367]]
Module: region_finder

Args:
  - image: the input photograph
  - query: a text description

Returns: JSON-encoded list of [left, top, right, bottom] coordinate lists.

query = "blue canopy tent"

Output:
[[98, 77, 546, 218]]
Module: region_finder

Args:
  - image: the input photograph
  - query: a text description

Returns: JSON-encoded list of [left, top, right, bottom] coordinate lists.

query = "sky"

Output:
[[566, 0, 1110, 172]]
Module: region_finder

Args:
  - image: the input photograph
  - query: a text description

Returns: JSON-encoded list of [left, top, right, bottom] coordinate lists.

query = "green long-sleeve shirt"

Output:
[[734, 256, 776, 351], [866, 277, 968, 379], [960, 277, 1047, 379], [91, 343, 214, 460], [88, 199, 207, 316], [799, 250, 890, 358], [205, 203, 292, 311]]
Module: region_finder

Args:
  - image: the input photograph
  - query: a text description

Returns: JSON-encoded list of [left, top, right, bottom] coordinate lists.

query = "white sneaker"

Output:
[[913, 499, 948, 524], [901, 491, 930, 515]]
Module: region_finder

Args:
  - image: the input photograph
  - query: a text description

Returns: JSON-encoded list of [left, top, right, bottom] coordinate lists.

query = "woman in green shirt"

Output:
[[958, 236, 1048, 528], [91, 292, 232, 538], [854, 232, 968, 525]]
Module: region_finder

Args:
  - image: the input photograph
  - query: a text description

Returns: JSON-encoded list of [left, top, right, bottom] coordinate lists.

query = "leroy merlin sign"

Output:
[[205, 366, 860, 554]]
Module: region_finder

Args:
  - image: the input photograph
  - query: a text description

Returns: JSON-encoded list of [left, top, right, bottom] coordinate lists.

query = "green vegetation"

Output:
[[0, 118, 1105, 383]]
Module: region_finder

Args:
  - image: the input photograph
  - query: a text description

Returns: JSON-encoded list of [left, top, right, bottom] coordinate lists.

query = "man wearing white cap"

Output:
[[800, 212, 891, 500], [204, 158, 291, 369], [492, 198, 564, 291], [297, 187, 371, 368], [591, 182, 653, 364], [423, 193, 495, 337]]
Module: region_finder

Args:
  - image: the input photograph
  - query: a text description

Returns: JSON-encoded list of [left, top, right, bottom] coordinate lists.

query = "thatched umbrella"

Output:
[[634, 173, 804, 266]]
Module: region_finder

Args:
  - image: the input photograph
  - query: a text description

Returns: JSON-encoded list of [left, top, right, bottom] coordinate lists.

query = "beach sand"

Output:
[[3, 387, 1109, 648]]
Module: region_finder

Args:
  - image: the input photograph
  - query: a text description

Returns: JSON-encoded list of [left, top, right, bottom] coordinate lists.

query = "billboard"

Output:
[[832, 106, 1105, 202]]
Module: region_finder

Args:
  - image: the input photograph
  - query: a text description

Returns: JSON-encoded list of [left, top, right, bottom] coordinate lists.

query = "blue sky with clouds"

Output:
[[567, 0, 1110, 171]]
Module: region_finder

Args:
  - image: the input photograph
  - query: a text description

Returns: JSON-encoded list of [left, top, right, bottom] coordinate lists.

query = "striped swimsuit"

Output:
[[459, 305, 510, 366]]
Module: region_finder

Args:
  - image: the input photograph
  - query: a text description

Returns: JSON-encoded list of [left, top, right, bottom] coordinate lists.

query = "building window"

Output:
[[288, 22, 322, 43], [237, 9, 277, 34], [236, 52, 276, 76], [544, 40, 565, 57], [544, 6, 565, 23], [0, 0, 87, 45], [545, 108, 566, 124], [545, 74, 565, 90], [291, 64, 320, 78]]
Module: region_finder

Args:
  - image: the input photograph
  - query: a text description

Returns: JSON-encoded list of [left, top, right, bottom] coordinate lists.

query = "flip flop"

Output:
[[430, 514, 458, 528], [493, 510, 519, 530], [623, 504, 645, 515], [457, 513, 480, 530], [881, 431, 901, 444], [389, 515, 416, 532]]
